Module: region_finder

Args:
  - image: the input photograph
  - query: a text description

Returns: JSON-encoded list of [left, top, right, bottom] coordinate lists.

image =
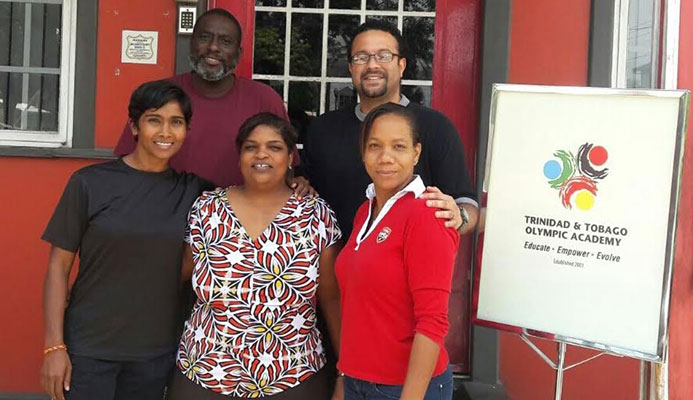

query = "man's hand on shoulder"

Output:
[[290, 176, 317, 200], [421, 186, 478, 235]]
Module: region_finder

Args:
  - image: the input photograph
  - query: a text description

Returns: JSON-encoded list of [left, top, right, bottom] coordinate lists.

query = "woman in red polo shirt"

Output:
[[335, 103, 459, 400]]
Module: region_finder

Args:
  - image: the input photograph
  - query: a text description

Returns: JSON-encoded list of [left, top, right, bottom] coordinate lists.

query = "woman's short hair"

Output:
[[236, 112, 298, 153], [128, 80, 192, 127], [359, 102, 419, 153]]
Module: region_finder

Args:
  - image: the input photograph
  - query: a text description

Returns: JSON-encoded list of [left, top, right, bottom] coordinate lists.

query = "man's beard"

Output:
[[358, 69, 389, 98], [189, 54, 238, 82]]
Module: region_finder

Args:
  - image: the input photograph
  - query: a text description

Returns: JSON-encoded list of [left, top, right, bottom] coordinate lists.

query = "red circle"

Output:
[[589, 146, 608, 166]]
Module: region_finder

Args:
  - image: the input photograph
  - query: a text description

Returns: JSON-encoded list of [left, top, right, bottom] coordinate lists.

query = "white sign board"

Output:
[[474, 84, 689, 361], [121, 30, 158, 64]]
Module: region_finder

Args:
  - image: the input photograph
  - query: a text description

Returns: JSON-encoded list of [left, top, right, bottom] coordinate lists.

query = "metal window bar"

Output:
[[0, 0, 63, 4], [0, 65, 60, 74], [3, 3, 14, 125], [39, 2, 47, 129], [611, 0, 629, 88], [21, 3, 32, 129], [254, 0, 435, 115], [649, 0, 660, 88]]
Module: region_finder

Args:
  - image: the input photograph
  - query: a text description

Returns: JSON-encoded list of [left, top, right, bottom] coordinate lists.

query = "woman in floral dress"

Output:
[[168, 113, 342, 400]]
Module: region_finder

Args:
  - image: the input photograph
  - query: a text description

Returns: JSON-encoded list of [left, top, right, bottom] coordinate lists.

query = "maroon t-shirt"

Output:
[[114, 73, 288, 187]]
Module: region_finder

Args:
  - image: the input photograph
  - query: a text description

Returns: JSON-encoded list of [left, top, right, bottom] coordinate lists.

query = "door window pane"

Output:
[[256, 0, 287, 5], [365, 15, 398, 26], [292, 0, 324, 8], [366, 0, 398, 11], [404, 0, 435, 12], [331, 0, 360, 9], [256, 79, 284, 98], [254, 12, 286, 75], [325, 82, 356, 111], [402, 85, 431, 107], [289, 81, 320, 116], [403, 17, 434, 80], [290, 13, 323, 76], [327, 15, 360, 77]]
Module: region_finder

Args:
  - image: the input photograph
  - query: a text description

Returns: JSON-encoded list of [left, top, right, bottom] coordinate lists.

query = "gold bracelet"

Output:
[[43, 344, 67, 355]]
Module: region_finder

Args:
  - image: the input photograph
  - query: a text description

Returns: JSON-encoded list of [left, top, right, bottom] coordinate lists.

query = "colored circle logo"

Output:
[[543, 143, 609, 211], [575, 190, 595, 211], [543, 160, 562, 180], [588, 146, 608, 166]]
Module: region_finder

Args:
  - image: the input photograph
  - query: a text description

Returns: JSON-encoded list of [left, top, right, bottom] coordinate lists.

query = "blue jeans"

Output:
[[344, 366, 453, 400], [65, 352, 174, 400]]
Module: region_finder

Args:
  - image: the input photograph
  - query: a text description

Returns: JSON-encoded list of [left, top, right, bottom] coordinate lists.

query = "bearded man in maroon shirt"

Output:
[[114, 8, 288, 188]]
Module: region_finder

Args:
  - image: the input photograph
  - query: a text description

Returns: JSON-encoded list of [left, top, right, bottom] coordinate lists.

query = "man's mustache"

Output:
[[196, 54, 226, 66], [361, 70, 387, 79]]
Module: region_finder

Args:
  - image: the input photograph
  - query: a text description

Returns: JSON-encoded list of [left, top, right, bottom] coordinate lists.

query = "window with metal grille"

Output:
[[252, 0, 436, 118], [0, 0, 76, 147]]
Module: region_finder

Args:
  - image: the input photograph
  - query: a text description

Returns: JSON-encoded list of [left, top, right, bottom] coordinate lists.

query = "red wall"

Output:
[[499, 0, 641, 399], [94, 0, 178, 148], [0, 158, 98, 391], [667, 1, 693, 398], [508, 0, 590, 86]]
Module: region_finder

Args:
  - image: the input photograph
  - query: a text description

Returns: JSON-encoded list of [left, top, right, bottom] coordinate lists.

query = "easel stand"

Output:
[[520, 335, 608, 400]]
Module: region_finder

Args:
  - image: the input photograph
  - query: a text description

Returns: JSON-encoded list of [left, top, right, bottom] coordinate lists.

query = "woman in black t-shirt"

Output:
[[40, 80, 209, 400]]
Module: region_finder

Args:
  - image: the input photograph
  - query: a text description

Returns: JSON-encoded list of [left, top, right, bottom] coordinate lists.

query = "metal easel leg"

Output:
[[520, 334, 606, 400], [639, 360, 649, 400], [554, 342, 567, 400]]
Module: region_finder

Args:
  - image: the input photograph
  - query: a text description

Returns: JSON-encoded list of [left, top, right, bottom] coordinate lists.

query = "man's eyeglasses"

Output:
[[350, 50, 401, 65]]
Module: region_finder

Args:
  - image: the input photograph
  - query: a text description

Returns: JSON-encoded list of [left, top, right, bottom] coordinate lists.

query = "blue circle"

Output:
[[543, 160, 562, 179]]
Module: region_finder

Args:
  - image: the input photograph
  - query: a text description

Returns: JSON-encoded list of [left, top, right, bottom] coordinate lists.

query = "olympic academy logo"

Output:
[[543, 143, 609, 211]]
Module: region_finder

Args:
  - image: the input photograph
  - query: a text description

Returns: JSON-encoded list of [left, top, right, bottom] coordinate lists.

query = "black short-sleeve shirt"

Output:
[[302, 101, 476, 239], [42, 159, 212, 361]]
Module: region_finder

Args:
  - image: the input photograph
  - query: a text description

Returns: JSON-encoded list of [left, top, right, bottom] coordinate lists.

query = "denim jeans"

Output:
[[344, 366, 453, 400], [65, 352, 174, 400]]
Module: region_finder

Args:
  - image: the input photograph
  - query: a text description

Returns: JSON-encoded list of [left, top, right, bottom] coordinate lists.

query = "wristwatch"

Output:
[[457, 203, 470, 233]]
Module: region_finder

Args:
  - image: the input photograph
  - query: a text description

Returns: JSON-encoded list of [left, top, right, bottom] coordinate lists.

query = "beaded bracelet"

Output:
[[43, 344, 67, 355]]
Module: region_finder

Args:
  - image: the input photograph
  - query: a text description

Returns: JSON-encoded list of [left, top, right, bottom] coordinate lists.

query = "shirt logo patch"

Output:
[[377, 227, 392, 243]]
